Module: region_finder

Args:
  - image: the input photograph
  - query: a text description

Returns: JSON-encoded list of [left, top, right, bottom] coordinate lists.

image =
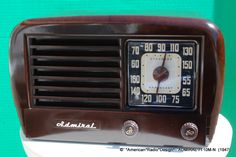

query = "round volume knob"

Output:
[[180, 122, 198, 141], [122, 120, 139, 137]]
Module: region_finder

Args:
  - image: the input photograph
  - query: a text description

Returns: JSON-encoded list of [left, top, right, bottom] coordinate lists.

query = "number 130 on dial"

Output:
[[127, 40, 199, 109]]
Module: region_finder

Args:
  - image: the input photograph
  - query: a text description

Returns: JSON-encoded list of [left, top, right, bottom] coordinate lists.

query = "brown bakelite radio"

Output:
[[10, 16, 224, 147]]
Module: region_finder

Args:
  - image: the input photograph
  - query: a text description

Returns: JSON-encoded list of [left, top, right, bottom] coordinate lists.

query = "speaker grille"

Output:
[[27, 35, 122, 109]]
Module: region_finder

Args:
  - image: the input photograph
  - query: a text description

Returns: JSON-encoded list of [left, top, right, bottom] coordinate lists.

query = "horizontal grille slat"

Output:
[[30, 56, 121, 62], [33, 86, 120, 93], [32, 76, 120, 83], [30, 37, 120, 46], [34, 69, 120, 78], [31, 66, 121, 72], [31, 50, 120, 57], [34, 80, 120, 89], [30, 45, 120, 51], [35, 91, 120, 99], [27, 35, 122, 109], [33, 96, 120, 103], [32, 58, 120, 67]]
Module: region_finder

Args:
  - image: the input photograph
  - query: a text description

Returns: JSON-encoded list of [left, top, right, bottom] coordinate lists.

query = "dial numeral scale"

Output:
[[128, 40, 198, 109]]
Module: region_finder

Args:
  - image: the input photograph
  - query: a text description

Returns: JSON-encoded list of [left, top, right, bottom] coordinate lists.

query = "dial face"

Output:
[[141, 53, 182, 94], [127, 40, 198, 109]]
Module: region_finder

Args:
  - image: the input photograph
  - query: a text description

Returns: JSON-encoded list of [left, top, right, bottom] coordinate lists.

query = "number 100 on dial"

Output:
[[127, 40, 199, 109]]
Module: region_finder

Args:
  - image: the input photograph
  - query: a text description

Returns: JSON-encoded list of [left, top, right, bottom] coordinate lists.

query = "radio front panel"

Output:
[[10, 16, 224, 147]]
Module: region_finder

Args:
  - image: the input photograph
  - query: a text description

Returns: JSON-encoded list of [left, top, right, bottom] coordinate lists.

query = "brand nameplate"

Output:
[[54, 120, 100, 130]]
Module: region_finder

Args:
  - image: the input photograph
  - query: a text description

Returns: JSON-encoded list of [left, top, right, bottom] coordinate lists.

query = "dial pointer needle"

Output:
[[154, 53, 168, 94]]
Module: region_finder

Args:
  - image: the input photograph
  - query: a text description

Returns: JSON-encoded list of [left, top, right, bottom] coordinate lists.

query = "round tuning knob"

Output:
[[180, 122, 198, 141], [122, 120, 139, 137]]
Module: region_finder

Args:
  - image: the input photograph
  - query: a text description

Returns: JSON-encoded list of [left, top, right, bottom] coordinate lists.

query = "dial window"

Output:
[[127, 40, 198, 109]]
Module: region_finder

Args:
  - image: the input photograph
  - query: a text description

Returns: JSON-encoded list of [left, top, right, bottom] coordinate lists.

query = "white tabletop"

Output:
[[21, 114, 233, 157]]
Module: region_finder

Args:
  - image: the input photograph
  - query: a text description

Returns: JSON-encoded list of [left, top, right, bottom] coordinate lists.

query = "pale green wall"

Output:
[[0, 0, 234, 156], [214, 0, 236, 156]]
